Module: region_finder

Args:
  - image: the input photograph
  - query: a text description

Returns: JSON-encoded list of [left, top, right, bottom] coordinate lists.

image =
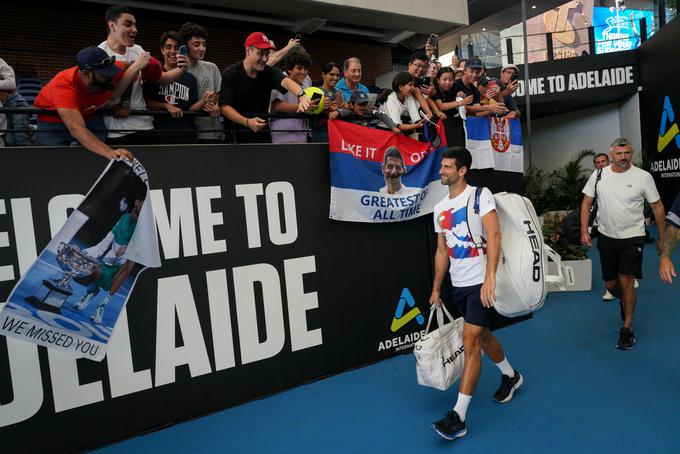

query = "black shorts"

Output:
[[596, 234, 645, 281], [452, 283, 508, 329]]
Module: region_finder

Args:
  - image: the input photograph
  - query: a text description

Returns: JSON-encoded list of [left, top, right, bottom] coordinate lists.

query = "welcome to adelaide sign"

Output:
[[0, 145, 436, 452]]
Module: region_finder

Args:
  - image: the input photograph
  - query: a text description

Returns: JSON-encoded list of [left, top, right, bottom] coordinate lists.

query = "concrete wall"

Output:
[[307, 0, 468, 25], [527, 93, 642, 173], [0, 3, 393, 86]]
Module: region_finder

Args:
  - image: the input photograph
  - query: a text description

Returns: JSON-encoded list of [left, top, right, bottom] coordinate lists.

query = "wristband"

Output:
[[297, 91, 305, 98]]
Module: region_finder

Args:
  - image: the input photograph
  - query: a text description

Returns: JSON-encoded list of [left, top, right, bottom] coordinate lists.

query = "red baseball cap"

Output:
[[244, 32, 275, 50], [142, 56, 163, 83]]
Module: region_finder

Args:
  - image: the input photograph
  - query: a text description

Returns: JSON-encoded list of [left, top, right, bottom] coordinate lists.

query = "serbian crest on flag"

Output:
[[465, 116, 523, 172], [490, 117, 511, 152], [328, 119, 449, 223]]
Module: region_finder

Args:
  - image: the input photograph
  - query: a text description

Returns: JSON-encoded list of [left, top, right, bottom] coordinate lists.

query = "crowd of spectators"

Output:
[[0, 4, 524, 158]]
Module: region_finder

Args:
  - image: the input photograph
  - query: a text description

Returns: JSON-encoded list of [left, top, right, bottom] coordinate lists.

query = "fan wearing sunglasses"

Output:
[[34, 46, 151, 160]]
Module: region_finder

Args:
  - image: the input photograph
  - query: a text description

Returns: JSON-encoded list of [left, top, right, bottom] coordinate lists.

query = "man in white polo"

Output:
[[581, 137, 666, 349]]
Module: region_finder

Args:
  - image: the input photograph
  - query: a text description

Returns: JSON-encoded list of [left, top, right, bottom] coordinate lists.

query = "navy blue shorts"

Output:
[[452, 283, 507, 329]]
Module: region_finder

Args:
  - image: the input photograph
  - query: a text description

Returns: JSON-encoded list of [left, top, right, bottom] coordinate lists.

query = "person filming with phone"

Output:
[[497, 64, 521, 118], [143, 31, 215, 144]]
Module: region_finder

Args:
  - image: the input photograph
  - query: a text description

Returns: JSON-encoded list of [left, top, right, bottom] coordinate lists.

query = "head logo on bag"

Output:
[[523, 220, 541, 282], [390, 288, 425, 332]]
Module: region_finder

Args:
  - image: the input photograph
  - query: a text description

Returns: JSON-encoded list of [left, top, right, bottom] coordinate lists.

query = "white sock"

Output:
[[495, 358, 514, 377], [453, 393, 472, 421]]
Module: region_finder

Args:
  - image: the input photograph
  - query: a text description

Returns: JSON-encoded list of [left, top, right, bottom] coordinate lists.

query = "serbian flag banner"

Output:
[[328, 119, 449, 222], [465, 116, 523, 172]]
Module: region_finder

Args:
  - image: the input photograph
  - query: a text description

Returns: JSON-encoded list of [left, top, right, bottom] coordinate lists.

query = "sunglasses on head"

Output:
[[79, 55, 116, 70]]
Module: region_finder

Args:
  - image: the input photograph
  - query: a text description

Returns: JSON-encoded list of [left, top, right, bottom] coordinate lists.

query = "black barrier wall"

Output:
[[0, 145, 438, 452], [639, 17, 680, 207], [0, 144, 522, 452]]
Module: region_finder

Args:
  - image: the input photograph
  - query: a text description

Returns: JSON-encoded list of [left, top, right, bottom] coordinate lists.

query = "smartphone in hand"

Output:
[[178, 45, 187, 56]]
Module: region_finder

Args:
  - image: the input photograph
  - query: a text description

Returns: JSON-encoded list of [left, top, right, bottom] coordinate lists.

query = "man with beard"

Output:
[[219, 32, 311, 143], [581, 138, 666, 349], [429, 147, 522, 441], [34, 46, 147, 160], [379, 147, 415, 195]]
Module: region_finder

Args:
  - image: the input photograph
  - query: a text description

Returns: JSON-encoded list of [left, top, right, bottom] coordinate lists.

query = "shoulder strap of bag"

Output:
[[466, 186, 486, 249], [424, 304, 456, 334], [592, 167, 602, 203], [543, 244, 567, 290]]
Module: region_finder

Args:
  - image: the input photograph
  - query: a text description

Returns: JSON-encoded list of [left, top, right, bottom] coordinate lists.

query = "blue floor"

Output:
[[98, 233, 680, 453]]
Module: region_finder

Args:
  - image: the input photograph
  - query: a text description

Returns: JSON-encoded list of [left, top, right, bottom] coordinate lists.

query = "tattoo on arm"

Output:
[[660, 225, 680, 258]]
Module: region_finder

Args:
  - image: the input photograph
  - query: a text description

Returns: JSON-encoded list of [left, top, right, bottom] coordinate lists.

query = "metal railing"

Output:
[[0, 107, 381, 145]]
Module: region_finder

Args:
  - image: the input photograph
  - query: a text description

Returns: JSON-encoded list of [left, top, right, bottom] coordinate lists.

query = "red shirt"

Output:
[[34, 63, 125, 123]]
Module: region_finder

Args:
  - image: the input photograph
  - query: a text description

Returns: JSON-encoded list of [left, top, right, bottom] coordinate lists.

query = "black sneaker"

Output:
[[617, 327, 636, 350], [431, 410, 467, 440], [493, 370, 523, 403]]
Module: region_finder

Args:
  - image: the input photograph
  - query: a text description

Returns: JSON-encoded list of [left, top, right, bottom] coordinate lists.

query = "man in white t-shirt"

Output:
[[100, 6, 188, 144], [378, 146, 416, 195], [581, 137, 666, 350], [429, 147, 522, 442]]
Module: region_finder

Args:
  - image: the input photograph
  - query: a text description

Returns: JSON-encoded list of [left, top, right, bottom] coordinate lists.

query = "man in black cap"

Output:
[[329, 90, 399, 132], [34, 46, 149, 160], [452, 57, 508, 118]]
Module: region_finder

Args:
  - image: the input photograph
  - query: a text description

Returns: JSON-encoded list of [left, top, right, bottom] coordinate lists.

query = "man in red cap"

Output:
[[219, 31, 312, 143], [34, 46, 147, 160]]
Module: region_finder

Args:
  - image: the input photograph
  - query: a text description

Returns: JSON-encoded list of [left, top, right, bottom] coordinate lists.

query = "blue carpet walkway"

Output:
[[98, 233, 680, 453]]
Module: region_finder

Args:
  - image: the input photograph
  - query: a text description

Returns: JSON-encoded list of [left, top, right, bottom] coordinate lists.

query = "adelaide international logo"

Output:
[[390, 288, 425, 332], [658, 96, 680, 153], [378, 288, 426, 352]]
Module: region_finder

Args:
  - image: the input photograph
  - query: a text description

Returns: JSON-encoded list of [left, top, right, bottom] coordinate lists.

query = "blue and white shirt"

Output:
[[433, 185, 495, 287]]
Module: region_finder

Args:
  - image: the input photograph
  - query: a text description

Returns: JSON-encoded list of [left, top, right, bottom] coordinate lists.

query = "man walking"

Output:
[[581, 138, 666, 349], [429, 147, 522, 441], [659, 192, 680, 284]]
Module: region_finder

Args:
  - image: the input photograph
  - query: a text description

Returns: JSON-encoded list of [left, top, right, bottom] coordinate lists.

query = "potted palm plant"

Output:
[[532, 150, 594, 291]]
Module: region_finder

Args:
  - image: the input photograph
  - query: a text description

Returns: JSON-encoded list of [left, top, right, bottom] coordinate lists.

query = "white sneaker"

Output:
[[634, 279, 639, 288], [74, 292, 94, 311], [92, 304, 105, 324], [602, 290, 614, 301]]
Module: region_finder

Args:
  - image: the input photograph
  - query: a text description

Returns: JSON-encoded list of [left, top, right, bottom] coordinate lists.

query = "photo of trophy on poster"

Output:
[[0, 159, 160, 361]]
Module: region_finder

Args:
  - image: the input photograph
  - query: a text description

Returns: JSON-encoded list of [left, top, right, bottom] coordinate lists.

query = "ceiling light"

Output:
[[482, 28, 486, 31], [532, 5, 536, 9]]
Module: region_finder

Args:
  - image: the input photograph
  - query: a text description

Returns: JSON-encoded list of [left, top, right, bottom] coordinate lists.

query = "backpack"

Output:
[[467, 188, 571, 317]]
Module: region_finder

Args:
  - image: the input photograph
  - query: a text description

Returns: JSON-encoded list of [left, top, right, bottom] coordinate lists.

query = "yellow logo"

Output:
[[658, 96, 680, 152]]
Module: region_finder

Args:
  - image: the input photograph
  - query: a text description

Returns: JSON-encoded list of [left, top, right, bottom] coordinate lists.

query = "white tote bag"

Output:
[[414, 304, 465, 391]]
